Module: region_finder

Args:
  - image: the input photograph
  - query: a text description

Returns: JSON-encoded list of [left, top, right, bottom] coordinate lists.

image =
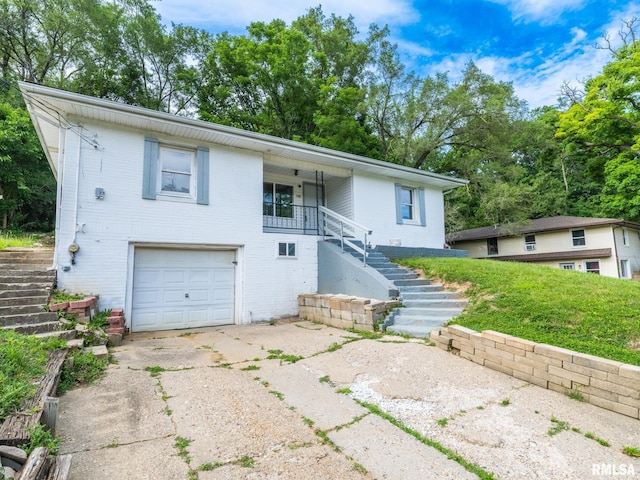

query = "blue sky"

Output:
[[154, 0, 640, 109]]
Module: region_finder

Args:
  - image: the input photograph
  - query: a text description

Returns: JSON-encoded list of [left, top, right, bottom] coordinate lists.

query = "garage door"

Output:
[[132, 248, 236, 332]]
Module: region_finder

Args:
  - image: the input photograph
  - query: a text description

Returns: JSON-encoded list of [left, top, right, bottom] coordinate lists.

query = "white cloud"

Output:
[[154, 0, 418, 33], [488, 0, 586, 24]]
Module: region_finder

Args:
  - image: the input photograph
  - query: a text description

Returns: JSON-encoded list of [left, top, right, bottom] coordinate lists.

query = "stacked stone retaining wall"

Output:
[[298, 294, 399, 332], [430, 325, 640, 419]]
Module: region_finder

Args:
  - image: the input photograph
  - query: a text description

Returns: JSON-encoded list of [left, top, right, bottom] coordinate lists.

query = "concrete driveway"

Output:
[[57, 320, 640, 479]]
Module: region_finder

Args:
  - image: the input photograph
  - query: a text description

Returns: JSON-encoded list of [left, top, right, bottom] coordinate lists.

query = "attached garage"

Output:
[[132, 248, 236, 332]]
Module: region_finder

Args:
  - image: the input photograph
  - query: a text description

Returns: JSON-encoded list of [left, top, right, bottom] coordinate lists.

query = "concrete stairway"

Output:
[[330, 241, 467, 337], [0, 248, 62, 335]]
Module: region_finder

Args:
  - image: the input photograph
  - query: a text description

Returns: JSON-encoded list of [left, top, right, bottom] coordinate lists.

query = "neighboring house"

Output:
[[21, 83, 467, 332], [450, 216, 640, 279]]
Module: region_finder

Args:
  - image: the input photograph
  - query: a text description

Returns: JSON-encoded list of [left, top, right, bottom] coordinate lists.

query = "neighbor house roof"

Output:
[[451, 216, 640, 242], [19, 82, 468, 190]]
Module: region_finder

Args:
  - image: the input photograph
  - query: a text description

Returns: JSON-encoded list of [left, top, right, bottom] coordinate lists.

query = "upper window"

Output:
[[160, 147, 193, 195], [571, 229, 586, 247], [263, 183, 293, 218], [142, 138, 209, 205], [524, 234, 536, 251], [623, 228, 629, 246], [487, 237, 498, 256], [394, 184, 426, 226]]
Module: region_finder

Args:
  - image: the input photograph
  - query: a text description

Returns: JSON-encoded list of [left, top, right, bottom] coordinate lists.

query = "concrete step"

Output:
[[0, 311, 59, 327], [386, 322, 441, 338], [400, 291, 462, 300], [402, 299, 469, 309], [35, 329, 77, 341], [0, 269, 55, 278], [0, 288, 51, 299], [1, 320, 62, 335], [395, 284, 440, 294], [393, 278, 432, 287], [0, 282, 54, 291], [0, 263, 52, 271], [0, 295, 50, 307], [0, 274, 56, 284], [395, 307, 465, 318], [0, 304, 50, 316]]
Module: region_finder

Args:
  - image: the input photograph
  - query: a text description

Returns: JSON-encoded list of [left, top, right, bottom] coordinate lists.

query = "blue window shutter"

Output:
[[142, 138, 158, 200], [196, 147, 210, 205], [394, 183, 403, 224], [418, 187, 426, 226]]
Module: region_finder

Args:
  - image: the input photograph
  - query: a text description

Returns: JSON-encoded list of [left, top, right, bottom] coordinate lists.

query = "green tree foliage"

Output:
[[0, 102, 55, 230], [557, 40, 640, 221], [198, 7, 382, 153]]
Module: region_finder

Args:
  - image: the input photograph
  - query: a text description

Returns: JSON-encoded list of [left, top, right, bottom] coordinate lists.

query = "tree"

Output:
[[0, 102, 55, 230], [557, 40, 640, 220]]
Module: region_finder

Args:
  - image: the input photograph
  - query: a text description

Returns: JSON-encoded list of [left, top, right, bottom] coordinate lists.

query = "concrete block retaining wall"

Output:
[[430, 326, 640, 420], [298, 294, 399, 332]]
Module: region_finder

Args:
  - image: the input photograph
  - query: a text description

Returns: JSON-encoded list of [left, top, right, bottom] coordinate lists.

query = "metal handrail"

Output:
[[319, 206, 373, 266]]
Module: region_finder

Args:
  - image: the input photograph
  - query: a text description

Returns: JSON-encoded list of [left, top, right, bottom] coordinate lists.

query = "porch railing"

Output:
[[319, 206, 372, 267], [263, 203, 320, 234]]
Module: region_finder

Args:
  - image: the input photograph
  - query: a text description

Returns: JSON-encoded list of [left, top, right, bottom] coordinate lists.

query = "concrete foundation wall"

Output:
[[318, 241, 398, 300], [298, 293, 399, 332], [431, 326, 640, 419]]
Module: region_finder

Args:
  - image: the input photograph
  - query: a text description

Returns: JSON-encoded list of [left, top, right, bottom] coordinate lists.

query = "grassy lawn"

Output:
[[0, 231, 54, 249], [400, 257, 640, 366]]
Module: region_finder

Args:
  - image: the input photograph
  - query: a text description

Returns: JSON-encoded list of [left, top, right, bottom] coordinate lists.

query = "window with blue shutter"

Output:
[[142, 138, 209, 205]]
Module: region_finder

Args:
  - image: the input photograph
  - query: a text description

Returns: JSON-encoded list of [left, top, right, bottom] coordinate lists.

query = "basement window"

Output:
[[277, 242, 296, 258]]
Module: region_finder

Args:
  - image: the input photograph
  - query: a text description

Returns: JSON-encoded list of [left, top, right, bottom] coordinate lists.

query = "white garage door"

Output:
[[132, 248, 236, 332]]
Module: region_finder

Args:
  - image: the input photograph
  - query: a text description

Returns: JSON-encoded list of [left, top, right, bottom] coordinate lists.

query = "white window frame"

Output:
[[571, 229, 586, 247], [400, 186, 418, 223], [620, 259, 630, 278], [157, 145, 195, 200], [559, 263, 575, 270], [524, 234, 536, 251], [277, 241, 297, 258], [623, 228, 629, 246], [584, 260, 600, 274]]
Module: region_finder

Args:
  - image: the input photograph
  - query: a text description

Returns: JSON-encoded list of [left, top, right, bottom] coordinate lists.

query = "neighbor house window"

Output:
[[394, 184, 426, 226], [487, 237, 498, 255], [160, 146, 193, 194], [585, 260, 600, 274], [142, 138, 209, 205], [263, 183, 294, 218], [571, 229, 586, 247], [524, 234, 536, 251], [620, 259, 630, 278], [623, 228, 629, 246], [277, 242, 296, 258]]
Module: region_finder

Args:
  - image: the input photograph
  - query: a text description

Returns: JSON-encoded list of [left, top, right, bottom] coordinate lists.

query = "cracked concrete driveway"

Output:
[[57, 320, 640, 479]]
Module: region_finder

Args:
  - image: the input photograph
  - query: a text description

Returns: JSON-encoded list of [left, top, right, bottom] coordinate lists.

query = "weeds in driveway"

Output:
[[336, 387, 352, 395], [266, 349, 303, 364], [58, 348, 107, 394], [356, 400, 496, 480], [240, 364, 260, 371], [567, 388, 585, 402], [585, 432, 610, 447], [174, 436, 193, 464], [547, 416, 570, 436], [623, 446, 640, 457], [500, 398, 511, 406], [269, 390, 284, 401], [436, 417, 449, 427]]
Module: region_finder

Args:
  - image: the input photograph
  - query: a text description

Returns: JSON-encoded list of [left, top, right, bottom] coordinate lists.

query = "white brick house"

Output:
[[21, 83, 467, 332]]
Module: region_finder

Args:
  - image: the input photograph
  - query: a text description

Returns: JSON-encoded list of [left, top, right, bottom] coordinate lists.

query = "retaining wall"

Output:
[[298, 294, 399, 332], [430, 326, 640, 419]]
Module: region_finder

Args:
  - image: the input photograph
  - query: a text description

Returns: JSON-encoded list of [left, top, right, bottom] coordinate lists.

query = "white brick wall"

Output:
[[55, 122, 318, 326]]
